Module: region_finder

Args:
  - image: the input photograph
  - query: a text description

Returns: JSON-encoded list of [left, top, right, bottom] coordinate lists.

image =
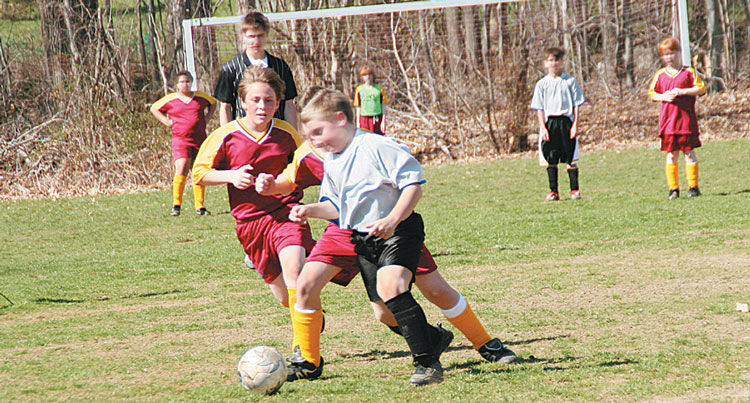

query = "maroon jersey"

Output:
[[152, 91, 215, 148], [193, 118, 304, 221], [648, 67, 705, 137]]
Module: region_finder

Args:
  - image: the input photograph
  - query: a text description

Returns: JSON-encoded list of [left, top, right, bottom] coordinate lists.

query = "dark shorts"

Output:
[[359, 115, 384, 135], [542, 116, 576, 165], [660, 133, 701, 152], [351, 212, 426, 301], [235, 207, 315, 284]]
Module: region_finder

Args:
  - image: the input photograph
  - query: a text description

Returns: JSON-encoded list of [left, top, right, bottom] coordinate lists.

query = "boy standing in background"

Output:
[[530, 47, 586, 201], [353, 66, 387, 135]]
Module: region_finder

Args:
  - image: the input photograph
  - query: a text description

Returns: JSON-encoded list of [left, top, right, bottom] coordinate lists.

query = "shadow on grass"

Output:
[[34, 289, 184, 304], [505, 335, 569, 346], [715, 189, 750, 196], [447, 354, 638, 374]]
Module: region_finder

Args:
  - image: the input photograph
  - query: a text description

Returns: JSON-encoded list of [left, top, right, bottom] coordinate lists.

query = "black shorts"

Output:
[[350, 212, 425, 302], [542, 116, 576, 165]]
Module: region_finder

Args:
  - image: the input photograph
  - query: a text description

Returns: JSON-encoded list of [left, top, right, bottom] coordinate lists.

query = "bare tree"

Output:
[[705, 0, 724, 91]]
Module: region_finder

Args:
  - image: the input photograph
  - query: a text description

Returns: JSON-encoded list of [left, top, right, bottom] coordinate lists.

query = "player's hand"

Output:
[[231, 164, 255, 190], [366, 217, 398, 239], [662, 90, 677, 103], [166, 119, 174, 128], [570, 124, 578, 139], [541, 128, 550, 142], [289, 205, 309, 224], [255, 173, 275, 195]]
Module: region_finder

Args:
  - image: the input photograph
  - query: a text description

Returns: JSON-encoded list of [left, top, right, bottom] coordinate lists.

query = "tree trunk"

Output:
[[598, 0, 615, 84], [617, 0, 634, 88], [146, 0, 161, 85], [705, 0, 724, 92]]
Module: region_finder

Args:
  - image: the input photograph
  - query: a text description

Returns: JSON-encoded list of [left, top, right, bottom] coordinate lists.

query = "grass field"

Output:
[[1, 140, 749, 402]]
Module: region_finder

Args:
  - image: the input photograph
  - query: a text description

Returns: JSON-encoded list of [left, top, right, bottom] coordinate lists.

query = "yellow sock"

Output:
[[172, 175, 187, 206], [686, 163, 699, 188], [443, 296, 492, 350], [291, 306, 323, 366], [193, 183, 205, 209], [288, 288, 298, 351], [665, 163, 679, 190]]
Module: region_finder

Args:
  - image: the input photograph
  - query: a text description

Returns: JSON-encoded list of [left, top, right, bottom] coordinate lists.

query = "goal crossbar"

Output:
[[182, 0, 527, 88]]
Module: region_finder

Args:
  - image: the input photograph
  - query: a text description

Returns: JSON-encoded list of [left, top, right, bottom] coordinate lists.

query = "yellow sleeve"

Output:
[[192, 122, 236, 185], [152, 93, 177, 111], [380, 85, 387, 105], [274, 119, 304, 147], [647, 69, 664, 101], [687, 67, 706, 95], [195, 91, 217, 104], [353, 86, 361, 107]]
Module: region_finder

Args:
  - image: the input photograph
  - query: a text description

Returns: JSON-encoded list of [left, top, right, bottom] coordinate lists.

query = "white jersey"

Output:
[[319, 129, 425, 232], [530, 73, 586, 122]]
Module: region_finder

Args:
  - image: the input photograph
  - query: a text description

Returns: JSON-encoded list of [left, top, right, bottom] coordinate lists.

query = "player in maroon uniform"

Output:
[[193, 66, 314, 356], [648, 38, 706, 199], [150, 71, 216, 216]]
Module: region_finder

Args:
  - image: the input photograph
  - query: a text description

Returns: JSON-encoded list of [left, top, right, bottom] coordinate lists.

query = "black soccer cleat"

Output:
[[286, 356, 324, 382], [687, 187, 701, 198], [196, 207, 211, 215], [170, 205, 181, 216], [409, 360, 443, 386], [478, 337, 518, 363], [668, 188, 680, 200], [433, 323, 454, 361]]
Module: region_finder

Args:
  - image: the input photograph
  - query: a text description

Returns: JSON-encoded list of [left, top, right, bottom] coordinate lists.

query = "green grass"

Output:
[[1, 139, 749, 401]]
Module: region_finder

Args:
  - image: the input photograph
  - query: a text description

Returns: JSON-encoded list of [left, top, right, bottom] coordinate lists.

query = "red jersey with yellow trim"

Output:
[[193, 118, 303, 221], [648, 67, 705, 137], [152, 91, 216, 147], [280, 141, 325, 189]]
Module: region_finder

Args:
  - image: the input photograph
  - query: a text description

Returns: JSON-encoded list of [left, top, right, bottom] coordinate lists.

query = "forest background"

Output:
[[0, 0, 749, 200]]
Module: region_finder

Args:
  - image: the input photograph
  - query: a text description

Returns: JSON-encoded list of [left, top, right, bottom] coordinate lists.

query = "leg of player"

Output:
[[567, 164, 581, 200], [267, 275, 289, 307], [684, 149, 700, 197], [415, 271, 517, 363], [287, 261, 342, 382], [171, 157, 189, 216], [666, 151, 680, 199], [378, 265, 446, 386], [278, 245, 307, 358], [546, 163, 560, 201]]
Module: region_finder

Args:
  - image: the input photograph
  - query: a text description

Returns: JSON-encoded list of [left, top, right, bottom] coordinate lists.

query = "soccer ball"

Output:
[[237, 345, 286, 395]]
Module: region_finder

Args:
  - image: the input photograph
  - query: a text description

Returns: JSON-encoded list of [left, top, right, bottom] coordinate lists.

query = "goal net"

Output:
[[184, 0, 678, 159]]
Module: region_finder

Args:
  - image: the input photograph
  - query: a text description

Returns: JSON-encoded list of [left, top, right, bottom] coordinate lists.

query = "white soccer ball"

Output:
[[237, 345, 286, 395]]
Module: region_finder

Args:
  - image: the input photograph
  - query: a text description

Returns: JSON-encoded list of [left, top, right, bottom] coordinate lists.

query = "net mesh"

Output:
[[188, 0, 675, 158]]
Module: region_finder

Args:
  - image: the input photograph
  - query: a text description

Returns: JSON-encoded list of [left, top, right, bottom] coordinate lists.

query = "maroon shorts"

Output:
[[235, 207, 315, 284], [306, 223, 438, 288], [359, 115, 384, 135], [172, 135, 204, 161], [660, 133, 701, 152]]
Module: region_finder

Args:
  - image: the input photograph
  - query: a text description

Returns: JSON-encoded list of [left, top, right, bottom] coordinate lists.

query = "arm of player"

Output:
[[149, 105, 172, 128], [366, 183, 422, 239], [289, 201, 339, 224], [198, 164, 255, 190], [570, 107, 579, 139], [205, 101, 217, 121], [255, 173, 296, 196], [537, 110, 549, 141], [218, 102, 232, 125], [283, 100, 298, 129]]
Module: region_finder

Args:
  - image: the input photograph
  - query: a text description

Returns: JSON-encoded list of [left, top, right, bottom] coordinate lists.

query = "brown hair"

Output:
[[544, 47, 565, 60], [238, 66, 285, 101], [359, 65, 375, 78], [175, 70, 193, 82], [299, 87, 354, 125], [658, 38, 680, 55], [241, 11, 270, 33]]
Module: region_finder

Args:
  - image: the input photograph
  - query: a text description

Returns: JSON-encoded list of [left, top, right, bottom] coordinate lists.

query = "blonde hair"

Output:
[[299, 87, 354, 125], [658, 38, 680, 55], [238, 66, 285, 101]]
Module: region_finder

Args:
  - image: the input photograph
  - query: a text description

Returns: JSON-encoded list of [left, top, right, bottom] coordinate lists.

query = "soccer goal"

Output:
[[183, 0, 684, 157]]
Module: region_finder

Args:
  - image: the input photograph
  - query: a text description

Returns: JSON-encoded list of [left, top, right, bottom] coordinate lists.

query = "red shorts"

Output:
[[306, 223, 437, 287], [359, 115, 384, 135], [660, 133, 701, 152], [235, 207, 315, 284], [172, 135, 204, 161]]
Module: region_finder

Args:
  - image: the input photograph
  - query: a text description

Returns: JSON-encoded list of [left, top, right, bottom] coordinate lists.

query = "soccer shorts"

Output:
[[660, 133, 701, 152], [235, 207, 315, 284], [172, 136, 204, 161], [351, 212, 427, 301], [540, 116, 579, 165], [358, 115, 384, 135]]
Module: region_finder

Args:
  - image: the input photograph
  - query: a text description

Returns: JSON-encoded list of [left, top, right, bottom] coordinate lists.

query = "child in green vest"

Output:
[[353, 66, 387, 135]]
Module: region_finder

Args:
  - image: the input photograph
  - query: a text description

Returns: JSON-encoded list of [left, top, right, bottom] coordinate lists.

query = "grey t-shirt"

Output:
[[319, 129, 425, 232], [530, 73, 586, 122]]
